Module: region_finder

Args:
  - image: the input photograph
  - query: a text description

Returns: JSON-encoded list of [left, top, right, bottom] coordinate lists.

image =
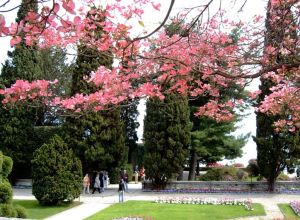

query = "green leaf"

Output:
[[138, 20, 145, 27]]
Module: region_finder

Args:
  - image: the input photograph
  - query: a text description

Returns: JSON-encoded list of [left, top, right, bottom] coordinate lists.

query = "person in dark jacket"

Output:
[[99, 171, 104, 192], [118, 178, 125, 202]]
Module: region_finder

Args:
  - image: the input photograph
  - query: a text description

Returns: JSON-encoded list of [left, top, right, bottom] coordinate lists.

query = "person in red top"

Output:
[[140, 167, 145, 181]]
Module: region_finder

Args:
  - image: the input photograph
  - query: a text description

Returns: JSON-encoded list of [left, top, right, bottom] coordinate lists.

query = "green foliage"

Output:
[[32, 135, 82, 205], [1, 156, 13, 179], [121, 99, 139, 165], [236, 169, 249, 181], [277, 173, 290, 181], [246, 159, 259, 177], [254, 3, 299, 191], [63, 109, 127, 174], [0, 0, 71, 181], [144, 94, 191, 187], [110, 167, 122, 184], [0, 152, 13, 204], [0, 181, 13, 204], [14, 205, 27, 219], [124, 164, 133, 182], [0, 204, 17, 218], [63, 7, 126, 174], [199, 167, 240, 181]]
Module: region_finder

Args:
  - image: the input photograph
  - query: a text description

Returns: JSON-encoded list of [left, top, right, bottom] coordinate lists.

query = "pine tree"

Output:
[[254, 0, 298, 191], [143, 93, 191, 188], [0, 1, 72, 180], [63, 7, 127, 176], [0, 0, 42, 180]]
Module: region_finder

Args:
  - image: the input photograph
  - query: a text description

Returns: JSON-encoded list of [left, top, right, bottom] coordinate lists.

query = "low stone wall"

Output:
[[14, 179, 32, 188], [143, 181, 300, 192]]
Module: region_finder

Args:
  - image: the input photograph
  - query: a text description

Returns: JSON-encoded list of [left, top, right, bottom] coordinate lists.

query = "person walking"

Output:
[[83, 174, 90, 194], [92, 173, 101, 194], [118, 178, 125, 203], [99, 171, 104, 192], [121, 170, 129, 192], [104, 171, 109, 189]]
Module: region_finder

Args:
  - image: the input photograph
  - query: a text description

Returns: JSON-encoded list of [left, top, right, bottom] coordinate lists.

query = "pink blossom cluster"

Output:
[[0, 0, 299, 128]]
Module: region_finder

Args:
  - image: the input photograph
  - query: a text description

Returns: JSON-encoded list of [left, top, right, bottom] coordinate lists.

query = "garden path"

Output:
[[13, 184, 299, 220]]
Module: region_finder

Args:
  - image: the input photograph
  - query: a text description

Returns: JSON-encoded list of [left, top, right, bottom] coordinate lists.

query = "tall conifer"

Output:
[[63, 7, 126, 176]]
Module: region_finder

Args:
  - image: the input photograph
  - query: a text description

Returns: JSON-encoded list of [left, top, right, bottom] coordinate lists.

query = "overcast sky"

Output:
[[0, 0, 268, 166]]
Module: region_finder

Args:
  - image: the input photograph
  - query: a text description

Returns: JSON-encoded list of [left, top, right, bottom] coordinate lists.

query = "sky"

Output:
[[0, 0, 268, 166]]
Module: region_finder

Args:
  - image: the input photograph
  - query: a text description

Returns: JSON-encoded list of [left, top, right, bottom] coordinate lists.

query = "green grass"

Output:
[[13, 200, 80, 219], [85, 200, 265, 220], [278, 204, 300, 220]]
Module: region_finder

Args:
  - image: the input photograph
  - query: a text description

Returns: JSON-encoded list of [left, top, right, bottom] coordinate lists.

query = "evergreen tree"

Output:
[[188, 81, 248, 180], [0, 0, 72, 180], [0, 0, 42, 180], [63, 7, 127, 176], [32, 135, 82, 205], [143, 93, 191, 188], [121, 99, 139, 165], [254, 0, 299, 191]]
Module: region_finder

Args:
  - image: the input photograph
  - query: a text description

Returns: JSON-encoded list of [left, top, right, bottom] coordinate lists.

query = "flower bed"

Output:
[[290, 201, 300, 217], [143, 188, 267, 194], [154, 197, 254, 211]]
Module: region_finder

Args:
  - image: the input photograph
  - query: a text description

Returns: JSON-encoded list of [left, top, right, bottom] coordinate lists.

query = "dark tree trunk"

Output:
[[188, 150, 197, 180], [267, 177, 276, 192], [196, 160, 200, 175], [177, 167, 184, 180]]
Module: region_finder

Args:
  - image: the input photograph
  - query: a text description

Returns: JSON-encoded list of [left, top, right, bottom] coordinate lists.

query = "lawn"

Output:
[[278, 204, 300, 220], [85, 200, 265, 220], [13, 200, 81, 219]]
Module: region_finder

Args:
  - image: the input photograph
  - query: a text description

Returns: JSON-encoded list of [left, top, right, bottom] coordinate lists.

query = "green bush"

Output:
[[110, 167, 122, 184], [2, 156, 13, 178], [15, 205, 27, 218], [0, 204, 17, 218], [277, 173, 290, 181], [246, 159, 259, 177], [199, 167, 239, 181], [32, 135, 82, 205], [236, 169, 249, 181], [124, 164, 133, 182], [0, 181, 12, 204]]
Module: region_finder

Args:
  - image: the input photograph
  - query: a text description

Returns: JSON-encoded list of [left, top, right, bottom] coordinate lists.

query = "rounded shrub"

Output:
[[32, 135, 82, 205], [0, 181, 12, 204], [277, 173, 290, 181], [2, 156, 13, 178], [0, 204, 17, 218], [15, 205, 27, 218], [236, 169, 249, 181]]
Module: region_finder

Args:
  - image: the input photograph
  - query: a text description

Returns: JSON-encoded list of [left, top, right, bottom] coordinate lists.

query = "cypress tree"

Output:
[[254, 1, 298, 191], [121, 99, 139, 165], [63, 7, 127, 177], [143, 93, 191, 188]]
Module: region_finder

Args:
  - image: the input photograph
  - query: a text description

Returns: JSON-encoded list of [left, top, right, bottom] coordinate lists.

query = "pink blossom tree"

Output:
[[0, 0, 299, 130]]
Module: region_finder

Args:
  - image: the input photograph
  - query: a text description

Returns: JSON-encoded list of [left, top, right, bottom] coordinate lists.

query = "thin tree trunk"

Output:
[[188, 150, 197, 180], [177, 167, 184, 180], [196, 160, 200, 175]]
